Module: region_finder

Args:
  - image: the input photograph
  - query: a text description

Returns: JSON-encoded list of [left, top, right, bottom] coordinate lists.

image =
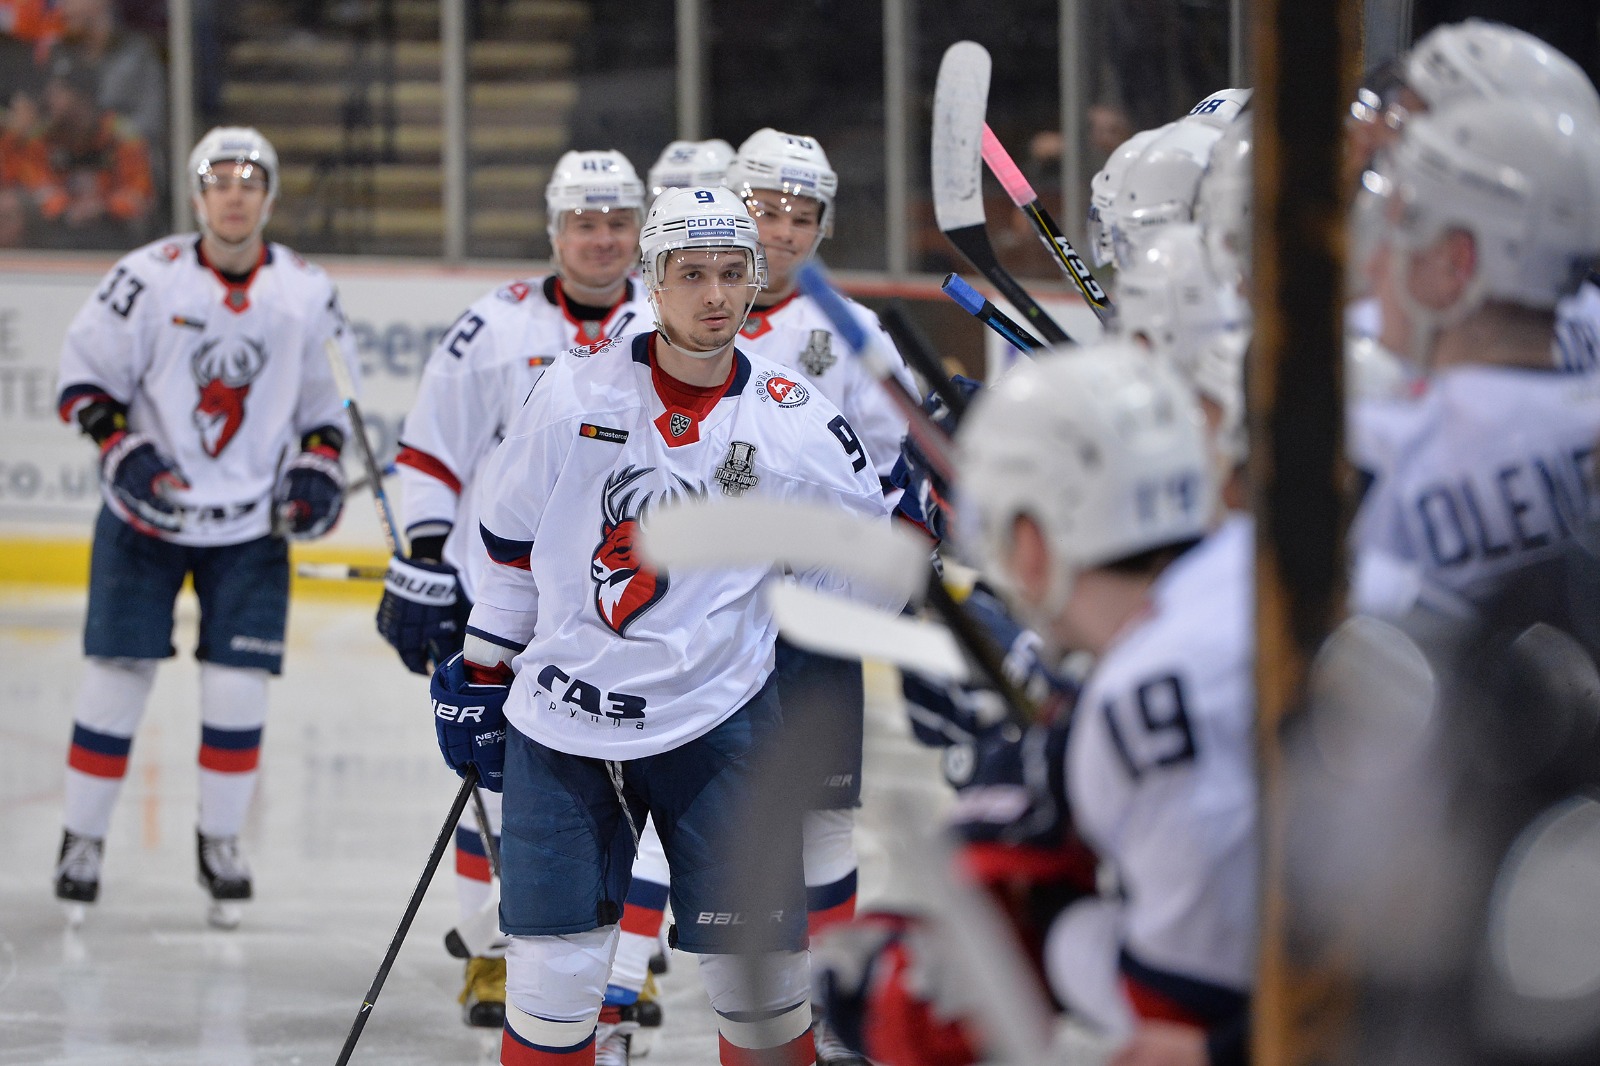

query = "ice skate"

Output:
[[459, 956, 506, 1028], [814, 1012, 870, 1066], [55, 830, 103, 925], [197, 831, 252, 928], [626, 973, 663, 1056], [596, 1004, 638, 1066]]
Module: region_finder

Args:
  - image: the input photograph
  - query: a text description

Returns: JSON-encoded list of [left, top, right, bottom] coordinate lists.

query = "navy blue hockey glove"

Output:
[[100, 430, 190, 535], [889, 375, 982, 543], [377, 555, 464, 674], [274, 445, 346, 539], [430, 652, 507, 792]]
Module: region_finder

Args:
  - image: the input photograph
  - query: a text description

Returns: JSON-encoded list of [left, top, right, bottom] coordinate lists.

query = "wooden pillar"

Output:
[[1248, 0, 1362, 1062]]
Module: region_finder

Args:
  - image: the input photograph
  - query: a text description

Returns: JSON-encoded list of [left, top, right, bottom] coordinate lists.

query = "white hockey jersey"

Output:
[[1065, 515, 1257, 1001], [734, 290, 915, 490], [1350, 365, 1600, 606], [396, 275, 652, 597], [56, 235, 357, 547], [468, 332, 893, 759]]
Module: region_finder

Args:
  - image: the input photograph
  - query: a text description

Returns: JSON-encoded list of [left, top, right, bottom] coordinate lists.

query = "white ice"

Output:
[[0, 586, 947, 1065]]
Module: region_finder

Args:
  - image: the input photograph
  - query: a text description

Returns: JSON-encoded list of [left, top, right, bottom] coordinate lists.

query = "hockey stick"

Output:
[[295, 562, 388, 581], [796, 262, 958, 484], [879, 300, 972, 418], [932, 41, 1073, 346], [942, 273, 1046, 352], [334, 768, 478, 1065], [323, 340, 503, 885], [323, 339, 402, 556], [981, 124, 1115, 326]]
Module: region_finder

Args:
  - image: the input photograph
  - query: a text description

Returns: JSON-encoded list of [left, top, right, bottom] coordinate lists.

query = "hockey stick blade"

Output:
[[768, 583, 970, 682], [639, 498, 932, 607], [931, 41, 990, 234], [295, 562, 387, 582], [981, 124, 1115, 326], [932, 42, 1072, 346], [942, 273, 1045, 352]]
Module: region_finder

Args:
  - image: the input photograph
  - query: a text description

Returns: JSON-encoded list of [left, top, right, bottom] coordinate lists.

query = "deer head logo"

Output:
[[590, 466, 704, 635], [191, 337, 266, 457]]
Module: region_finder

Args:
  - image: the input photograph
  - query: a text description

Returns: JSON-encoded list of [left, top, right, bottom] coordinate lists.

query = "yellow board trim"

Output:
[[0, 539, 391, 602]]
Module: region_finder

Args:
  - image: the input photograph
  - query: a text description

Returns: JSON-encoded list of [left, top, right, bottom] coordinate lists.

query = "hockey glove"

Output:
[[813, 912, 981, 1066], [430, 651, 507, 792], [100, 430, 190, 535], [889, 375, 982, 543], [377, 554, 464, 675], [274, 445, 345, 539]]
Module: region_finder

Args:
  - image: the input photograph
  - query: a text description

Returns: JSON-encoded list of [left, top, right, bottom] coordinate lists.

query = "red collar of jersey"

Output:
[[553, 277, 633, 343], [645, 334, 741, 447], [739, 288, 802, 340], [196, 238, 269, 314]]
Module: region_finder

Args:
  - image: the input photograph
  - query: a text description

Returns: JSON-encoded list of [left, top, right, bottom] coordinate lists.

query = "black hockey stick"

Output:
[[941, 273, 1045, 353], [981, 124, 1116, 326], [334, 768, 478, 1065], [932, 41, 1073, 346], [879, 300, 972, 420]]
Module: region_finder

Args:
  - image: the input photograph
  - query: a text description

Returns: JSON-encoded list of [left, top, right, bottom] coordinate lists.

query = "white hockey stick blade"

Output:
[[767, 584, 970, 683], [639, 499, 931, 607], [931, 41, 993, 233]]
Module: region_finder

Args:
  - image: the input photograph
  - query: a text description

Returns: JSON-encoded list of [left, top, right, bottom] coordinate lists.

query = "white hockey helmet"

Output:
[[955, 342, 1213, 621], [1088, 125, 1167, 267], [1184, 87, 1254, 130], [1192, 112, 1253, 293], [545, 149, 646, 243], [189, 126, 279, 238], [1108, 121, 1225, 269], [724, 127, 840, 236], [1371, 97, 1600, 318], [1116, 223, 1242, 372], [1405, 19, 1600, 123], [648, 139, 736, 199]]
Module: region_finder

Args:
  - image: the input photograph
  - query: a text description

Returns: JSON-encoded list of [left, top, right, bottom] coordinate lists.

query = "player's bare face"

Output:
[[555, 210, 642, 292], [745, 190, 822, 297], [655, 248, 756, 351], [199, 162, 269, 246]]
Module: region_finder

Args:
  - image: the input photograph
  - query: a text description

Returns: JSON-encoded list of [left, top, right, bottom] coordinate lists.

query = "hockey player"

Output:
[[429, 185, 893, 1066], [52, 126, 356, 929], [1350, 97, 1600, 613], [818, 345, 1252, 1066], [723, 127, 917, 1064], [647, 138, 735, 201], [373, 149, 658, 1030]]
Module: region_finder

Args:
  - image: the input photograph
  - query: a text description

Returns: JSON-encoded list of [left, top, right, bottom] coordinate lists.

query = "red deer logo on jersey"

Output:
[[191, 337, 266, 457], [590, 466, 701, 635]]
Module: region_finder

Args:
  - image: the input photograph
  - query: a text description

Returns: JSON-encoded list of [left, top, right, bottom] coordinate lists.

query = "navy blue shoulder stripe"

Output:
[[480, 523, 533, 569]]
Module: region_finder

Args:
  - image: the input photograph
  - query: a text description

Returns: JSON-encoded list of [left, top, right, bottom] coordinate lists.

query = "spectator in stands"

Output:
[[9, 52, 156, 249], [0, 84, 44, 246], [49, 0, 166, 157]]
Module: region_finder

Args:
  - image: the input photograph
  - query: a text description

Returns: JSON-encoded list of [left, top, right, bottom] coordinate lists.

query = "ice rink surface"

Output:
[[0, 585, 947, 1065]]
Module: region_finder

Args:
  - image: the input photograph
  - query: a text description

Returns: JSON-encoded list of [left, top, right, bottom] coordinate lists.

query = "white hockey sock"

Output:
[[456, 788, 501, 924], [700, 950, 814, 1063], [607, 816, 669, 1003], [803, 808, 858, 938], [196, 663, 268, 838], [63, 657, 157, 839]]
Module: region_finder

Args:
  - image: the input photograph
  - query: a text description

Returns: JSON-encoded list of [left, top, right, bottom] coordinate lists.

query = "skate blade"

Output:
[[62, 902, 89, 928], [207, 901, 244, 930]]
